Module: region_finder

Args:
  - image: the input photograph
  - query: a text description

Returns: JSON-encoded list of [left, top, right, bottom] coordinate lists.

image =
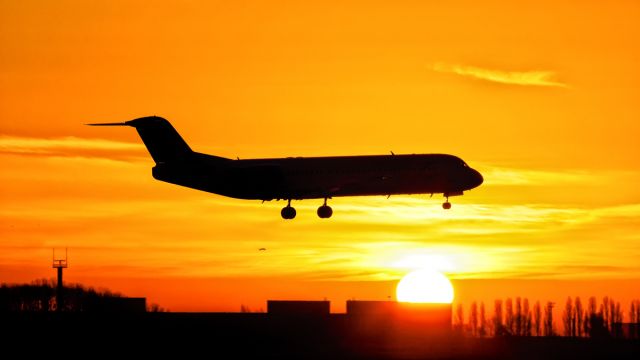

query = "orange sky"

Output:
[[1, 1, 639, 313]]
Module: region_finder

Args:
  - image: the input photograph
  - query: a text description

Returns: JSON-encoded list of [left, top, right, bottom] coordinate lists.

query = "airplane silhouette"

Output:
[[88, 116, 483, 219]]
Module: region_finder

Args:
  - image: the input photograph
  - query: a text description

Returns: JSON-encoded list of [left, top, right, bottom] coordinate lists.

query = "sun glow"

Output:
[[396, 269, 454, 303]]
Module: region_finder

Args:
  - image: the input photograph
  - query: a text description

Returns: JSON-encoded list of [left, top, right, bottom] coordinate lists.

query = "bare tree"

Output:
[[574, 297, 584, 337], [515, 297, 522, 336], [533, 301, 542, 336], [505, 298, 514, 335], [585, 296, 597, 336], [588, 296, 597, 314], [523, 298, 531, 336], [608, 297, 616, 332], [544, 301, 555, 336], [479, 301, 487, 337], [613, 301, 623, 338], [0, 280, 130, 313], [562, 297, 574, 337], [455, 303, 465, 333], [601, 296, 609, 331], [470, 301, 478, 336], [630, 300, 640, 339], [493, 299, 504, 336], [148, 303, 166, 312]]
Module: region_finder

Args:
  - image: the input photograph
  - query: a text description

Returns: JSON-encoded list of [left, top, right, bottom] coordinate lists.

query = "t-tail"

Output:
[[88, 116, 193, 164]]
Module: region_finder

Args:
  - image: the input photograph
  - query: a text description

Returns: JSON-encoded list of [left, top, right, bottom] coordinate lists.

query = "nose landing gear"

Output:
[[442, 195, 452, 210]]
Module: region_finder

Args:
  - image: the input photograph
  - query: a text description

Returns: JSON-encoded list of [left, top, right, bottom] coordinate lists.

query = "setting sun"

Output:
[[396, 269, 454, 304]]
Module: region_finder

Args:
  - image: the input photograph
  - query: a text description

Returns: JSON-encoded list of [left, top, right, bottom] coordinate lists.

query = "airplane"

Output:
[[88, 116, 483, 219]]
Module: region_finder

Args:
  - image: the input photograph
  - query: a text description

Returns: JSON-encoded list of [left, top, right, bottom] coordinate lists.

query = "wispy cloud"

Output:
[[0, 135, 145, 160], [478, 164, 602, 186], [430, 62, 568, 88]]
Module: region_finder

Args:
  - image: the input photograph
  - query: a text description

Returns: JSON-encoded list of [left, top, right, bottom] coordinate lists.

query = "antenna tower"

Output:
[[52, 248, 68, 311]]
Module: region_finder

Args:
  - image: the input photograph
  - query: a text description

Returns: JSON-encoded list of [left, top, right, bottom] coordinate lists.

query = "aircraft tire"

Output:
[[317, 205, 333, 219], [281, 206, 296, 219]]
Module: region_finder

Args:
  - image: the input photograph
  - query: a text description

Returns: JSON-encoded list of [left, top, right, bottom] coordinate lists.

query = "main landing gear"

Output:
[[317, 198, 333, 219], [281, 199, 296, 219], [280, 198, 333, 219]]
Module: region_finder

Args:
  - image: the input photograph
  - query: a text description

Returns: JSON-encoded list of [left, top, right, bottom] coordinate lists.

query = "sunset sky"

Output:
[[1, 0, 639, 313]]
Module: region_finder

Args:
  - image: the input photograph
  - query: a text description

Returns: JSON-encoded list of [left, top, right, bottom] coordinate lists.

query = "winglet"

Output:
[[85, 122, 130, 126]]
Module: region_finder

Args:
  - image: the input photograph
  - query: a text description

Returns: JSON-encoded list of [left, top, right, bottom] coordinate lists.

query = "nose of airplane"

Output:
[[467, 167, 484, 189]]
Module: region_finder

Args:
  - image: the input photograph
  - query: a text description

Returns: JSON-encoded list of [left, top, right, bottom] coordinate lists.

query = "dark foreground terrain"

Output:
[[3, 312, 638, 359]]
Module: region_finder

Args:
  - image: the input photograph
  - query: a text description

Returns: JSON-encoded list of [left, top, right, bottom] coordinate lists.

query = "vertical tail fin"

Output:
[[126, 116, 192, 163], [88, 116, 193, 163]]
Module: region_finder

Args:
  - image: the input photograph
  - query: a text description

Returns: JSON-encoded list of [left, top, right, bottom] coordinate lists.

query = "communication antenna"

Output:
[[52, 248, 69, 311]]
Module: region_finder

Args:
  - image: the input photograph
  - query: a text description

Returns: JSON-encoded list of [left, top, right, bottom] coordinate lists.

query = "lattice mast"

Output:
[[52, 248, 68, 311]]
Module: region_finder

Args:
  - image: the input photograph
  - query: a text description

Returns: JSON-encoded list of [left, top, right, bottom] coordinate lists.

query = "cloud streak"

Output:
[[430, 62, 568, 88], [0, 135, 145, 160]]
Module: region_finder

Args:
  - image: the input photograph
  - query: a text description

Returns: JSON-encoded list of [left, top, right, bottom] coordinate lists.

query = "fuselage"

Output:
[[152, 152, 483, 201]]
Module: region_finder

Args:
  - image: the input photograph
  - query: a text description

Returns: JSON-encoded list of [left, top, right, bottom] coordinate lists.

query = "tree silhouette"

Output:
[[1, 279, 55, 311], [630, 299, 640, 339], [0, 279, 131, 312], [148, 303, 166, 312], [515, 297, 522, 336], [493, 299, 504, 336], [522, 298, 532, 336], [562, 297, 575, 337], [479, 301, 487, 337], [608, 297, 615, 332], [613, 300, 623, 337], [574, 297, 584, 337], [533, 301, 542, 336], [470, 301, 478, 336], [455, 296, 637, 339], [601, 296, 610, 331], [505, 298, 514, 335], [543, 301, 555, 336], [455, 303, 465, 333], [585, 296, 597, 335]]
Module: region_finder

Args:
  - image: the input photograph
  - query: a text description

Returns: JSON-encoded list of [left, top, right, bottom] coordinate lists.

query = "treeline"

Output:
[[454, 297, 640, 338], [0, 279, 122, 312]]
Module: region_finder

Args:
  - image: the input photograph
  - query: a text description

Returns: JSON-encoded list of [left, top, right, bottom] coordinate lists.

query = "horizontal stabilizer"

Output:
[[87, 116, 194, 163], [86, 122, 130, 126]]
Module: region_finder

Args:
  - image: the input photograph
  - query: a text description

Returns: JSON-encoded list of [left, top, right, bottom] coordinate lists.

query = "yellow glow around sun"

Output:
[[396, 269, 454, 303]]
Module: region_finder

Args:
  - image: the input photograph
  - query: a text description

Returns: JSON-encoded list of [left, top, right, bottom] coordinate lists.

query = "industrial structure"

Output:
[[52, 248, 68, 311]]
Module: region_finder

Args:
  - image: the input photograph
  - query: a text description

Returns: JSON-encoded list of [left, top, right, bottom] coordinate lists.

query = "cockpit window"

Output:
[[449, 156, 468, 167]]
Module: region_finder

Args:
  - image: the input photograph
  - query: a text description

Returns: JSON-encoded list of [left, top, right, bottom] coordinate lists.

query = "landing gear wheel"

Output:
[[317, 205, 333, 219], [442, 195, 452, 210], [281, 199, 296, 219], [281, 206, 296, 219], [317, 197, 333, 219]]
